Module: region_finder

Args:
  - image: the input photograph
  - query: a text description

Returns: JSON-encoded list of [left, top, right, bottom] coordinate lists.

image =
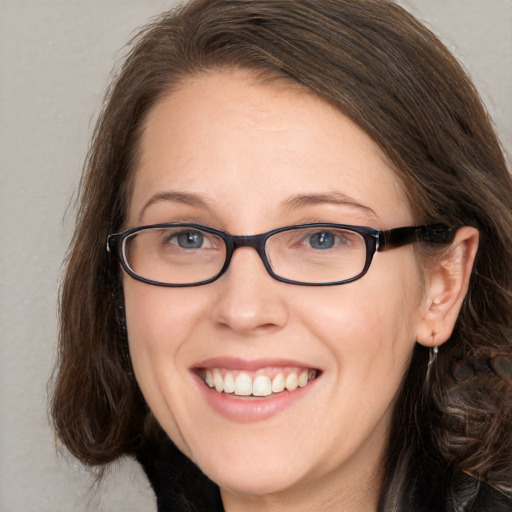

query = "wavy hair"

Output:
[[51, 0, 512, 509]]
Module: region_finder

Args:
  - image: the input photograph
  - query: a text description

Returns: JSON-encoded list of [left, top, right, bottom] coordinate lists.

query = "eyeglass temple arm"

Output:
[[377, 224, 458, 251]]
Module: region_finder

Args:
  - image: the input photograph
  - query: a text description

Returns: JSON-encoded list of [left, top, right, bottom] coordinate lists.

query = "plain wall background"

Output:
[[0, 1, 510, 511]]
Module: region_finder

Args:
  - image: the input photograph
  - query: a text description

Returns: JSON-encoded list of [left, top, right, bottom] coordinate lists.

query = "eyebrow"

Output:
[[139, 191, 210, 222], [281, 192, 377, 218], [139, 190, 377, 222]]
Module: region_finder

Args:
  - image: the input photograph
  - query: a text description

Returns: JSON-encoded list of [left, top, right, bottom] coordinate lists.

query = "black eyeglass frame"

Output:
[[107, 222, 458, 287]]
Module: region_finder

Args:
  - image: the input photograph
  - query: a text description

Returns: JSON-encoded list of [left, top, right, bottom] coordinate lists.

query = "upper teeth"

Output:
[[202, 369, 317, 397]]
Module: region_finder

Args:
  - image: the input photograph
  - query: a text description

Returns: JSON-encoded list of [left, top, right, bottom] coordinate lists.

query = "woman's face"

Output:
[[124, 70, 429, 507]]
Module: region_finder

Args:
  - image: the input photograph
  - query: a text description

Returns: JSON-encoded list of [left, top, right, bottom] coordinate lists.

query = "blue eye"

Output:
[[173, 231, 206, 249], [308, 231, 336, 250]]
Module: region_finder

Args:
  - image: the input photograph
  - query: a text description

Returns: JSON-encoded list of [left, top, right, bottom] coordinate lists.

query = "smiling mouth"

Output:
[[198, 368, 319, 397]]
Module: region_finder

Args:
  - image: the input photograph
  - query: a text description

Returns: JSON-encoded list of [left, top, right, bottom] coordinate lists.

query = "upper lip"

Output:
[[192, 356, 320, 372]]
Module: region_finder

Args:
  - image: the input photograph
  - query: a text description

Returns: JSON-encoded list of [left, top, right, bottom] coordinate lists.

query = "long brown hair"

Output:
[[51, 0, 512, 508]]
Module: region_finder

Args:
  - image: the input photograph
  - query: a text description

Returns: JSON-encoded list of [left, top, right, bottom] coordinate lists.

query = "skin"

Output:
[[123, 70, 478, 511]]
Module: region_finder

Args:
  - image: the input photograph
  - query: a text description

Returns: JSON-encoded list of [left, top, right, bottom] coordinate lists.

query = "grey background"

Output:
[[1, 1, 510, 511]]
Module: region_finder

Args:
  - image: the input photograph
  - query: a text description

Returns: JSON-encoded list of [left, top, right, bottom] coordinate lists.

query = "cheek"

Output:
[[300, 251, 424, 387], [123, 282, 176, 405], [124, 280, 208, 354], [123, 282, 213, 409], [123, 283, 204, 395], [123, 281, 217, 456]]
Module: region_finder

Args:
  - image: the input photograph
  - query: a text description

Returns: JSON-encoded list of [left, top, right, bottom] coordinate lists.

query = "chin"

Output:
[[184, 436, 318, 498], [207, 464, 306, 497]]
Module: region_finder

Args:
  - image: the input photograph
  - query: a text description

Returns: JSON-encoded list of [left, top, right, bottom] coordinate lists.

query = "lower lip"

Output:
[[191, 373, 319, 423]]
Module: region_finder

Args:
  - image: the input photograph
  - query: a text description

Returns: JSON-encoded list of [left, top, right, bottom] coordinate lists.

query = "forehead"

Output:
[[129, 70, 412, 230]]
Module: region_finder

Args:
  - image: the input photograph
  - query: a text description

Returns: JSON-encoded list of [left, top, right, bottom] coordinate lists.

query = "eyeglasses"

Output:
[[107, 222, 457, 287]]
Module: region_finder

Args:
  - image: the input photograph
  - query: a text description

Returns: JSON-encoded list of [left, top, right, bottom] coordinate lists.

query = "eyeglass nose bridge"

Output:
[[220, 233, 274, 279]]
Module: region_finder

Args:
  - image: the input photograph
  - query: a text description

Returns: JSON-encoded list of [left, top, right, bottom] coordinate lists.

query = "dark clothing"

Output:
[[137, 436, 512, 512], [137, 436, 223, 512]]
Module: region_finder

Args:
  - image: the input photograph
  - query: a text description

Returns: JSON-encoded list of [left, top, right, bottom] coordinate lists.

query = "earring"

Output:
[[428, 345, 438, 369], [426, 332, 438, 385]]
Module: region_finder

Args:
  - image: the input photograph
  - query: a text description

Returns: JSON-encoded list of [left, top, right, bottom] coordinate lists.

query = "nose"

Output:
[[211, 246, 290, 336]]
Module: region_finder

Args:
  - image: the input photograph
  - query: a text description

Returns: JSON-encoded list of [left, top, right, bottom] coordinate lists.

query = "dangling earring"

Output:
[[426, 332, 438, 385]]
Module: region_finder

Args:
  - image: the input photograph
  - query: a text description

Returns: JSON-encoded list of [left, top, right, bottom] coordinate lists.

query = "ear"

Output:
[[416, 226, 479, 347]]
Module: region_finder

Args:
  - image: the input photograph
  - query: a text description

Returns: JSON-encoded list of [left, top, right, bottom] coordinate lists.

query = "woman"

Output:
[[51, 0, 512, 510]]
